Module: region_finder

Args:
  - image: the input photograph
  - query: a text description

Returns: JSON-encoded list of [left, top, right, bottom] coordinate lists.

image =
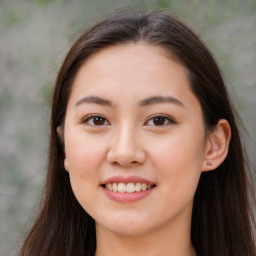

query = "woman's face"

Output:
[[64, 43, 208, 236]]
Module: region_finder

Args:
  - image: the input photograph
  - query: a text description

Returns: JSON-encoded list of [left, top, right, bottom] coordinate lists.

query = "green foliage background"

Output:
[[0, 0, 255, 255]]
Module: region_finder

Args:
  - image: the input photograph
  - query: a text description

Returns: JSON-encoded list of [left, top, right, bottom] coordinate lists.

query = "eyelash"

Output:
[[144, 114, 176, 126], [82, 114, 110, 126], [81, 114, 176, 127]]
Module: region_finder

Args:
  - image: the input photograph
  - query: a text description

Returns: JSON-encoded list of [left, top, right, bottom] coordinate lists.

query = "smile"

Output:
[[103, 182, 155, 193], [101, 176, 156, 202]]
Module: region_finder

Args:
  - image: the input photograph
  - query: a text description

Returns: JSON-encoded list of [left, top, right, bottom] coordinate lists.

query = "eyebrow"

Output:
[[75, 95, 184, 108], [75, 96, 113, 107], [138, 96, 184, 107]]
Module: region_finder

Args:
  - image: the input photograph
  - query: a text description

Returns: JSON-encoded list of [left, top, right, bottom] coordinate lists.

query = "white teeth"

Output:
[[135, 183, 142, 192], [141, 183, 147, 191], [117, 183, 126, 193], [126, 183, 135, 193], [105, 182, 154, 193], [107, 183, 112, 191], [112, 183, 118, 192]]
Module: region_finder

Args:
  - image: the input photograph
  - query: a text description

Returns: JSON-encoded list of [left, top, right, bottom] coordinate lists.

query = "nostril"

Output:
[[111, 160, 138, 167], [106, 145, 146, 167]]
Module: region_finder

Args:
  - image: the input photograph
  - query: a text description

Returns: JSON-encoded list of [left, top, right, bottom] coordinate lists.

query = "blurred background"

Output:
[[0, 0, 255, 255]]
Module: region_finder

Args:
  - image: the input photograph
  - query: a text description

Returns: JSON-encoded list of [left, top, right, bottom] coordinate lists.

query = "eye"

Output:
[[145, 115, 176, 126], [82, 114, 110, 126]]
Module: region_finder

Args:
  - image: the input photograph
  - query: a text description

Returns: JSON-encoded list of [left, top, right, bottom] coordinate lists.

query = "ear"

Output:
[[202, 119, 231, 171], [56, 126, 64, 146], [57, 126, 68, 171], [56, 126, 62, 139], [64, 158, 69, 172]]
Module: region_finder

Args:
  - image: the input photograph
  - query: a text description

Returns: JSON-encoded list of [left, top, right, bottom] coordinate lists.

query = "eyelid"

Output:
[[80, 113, 176, 127], [81, 113, 110, 126], [144, 114, 177, 126]]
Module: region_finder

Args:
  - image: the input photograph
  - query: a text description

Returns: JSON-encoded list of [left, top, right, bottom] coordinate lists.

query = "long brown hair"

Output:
[[20, 8, 256, 256]]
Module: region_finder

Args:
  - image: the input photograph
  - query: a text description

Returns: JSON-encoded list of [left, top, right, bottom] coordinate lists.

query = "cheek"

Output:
[[152, 135, 204, 171], [64, 133, 108, 205], [150, 128, 205, 194], [65, 132, 107, 175], [64, 137, 108, 218]]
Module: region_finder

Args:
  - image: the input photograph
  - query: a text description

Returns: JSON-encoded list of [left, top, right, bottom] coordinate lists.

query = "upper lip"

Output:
[[101, 176, 155, 185]]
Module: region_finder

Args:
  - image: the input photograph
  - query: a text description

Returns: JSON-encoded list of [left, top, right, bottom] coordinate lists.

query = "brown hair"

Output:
[[20, 8, 256, 256]]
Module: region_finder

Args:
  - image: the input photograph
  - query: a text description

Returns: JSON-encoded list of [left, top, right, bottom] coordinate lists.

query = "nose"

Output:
[[106, 125, 146, 167]]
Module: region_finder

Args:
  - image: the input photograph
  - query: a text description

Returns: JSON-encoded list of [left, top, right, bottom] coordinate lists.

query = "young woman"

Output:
[[20, 9, 256, 256]]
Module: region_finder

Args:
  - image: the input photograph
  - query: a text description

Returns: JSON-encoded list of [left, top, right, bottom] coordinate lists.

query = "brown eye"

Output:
[[152, 117, 166, 126], [145, 115, 175, 127], [83, 115, 110, 126], [93, 116, 105, 125]]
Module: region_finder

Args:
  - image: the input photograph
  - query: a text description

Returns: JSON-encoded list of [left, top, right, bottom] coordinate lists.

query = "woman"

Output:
[[20, 9, 256, 256]]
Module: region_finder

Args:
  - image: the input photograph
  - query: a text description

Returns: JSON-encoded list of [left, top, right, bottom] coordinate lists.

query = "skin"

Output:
[[63, 43, 231, 256]]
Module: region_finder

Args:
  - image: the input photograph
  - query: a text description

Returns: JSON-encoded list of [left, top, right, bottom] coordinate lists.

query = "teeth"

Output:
[[126, 183, 135, 193], [141, 183, 147, 191], [135, 183, 141, 192], [105, 182, 154, 193], [107, 183, 112, 191], [117, 183, 126, 193], [112, 183, 118, 192]]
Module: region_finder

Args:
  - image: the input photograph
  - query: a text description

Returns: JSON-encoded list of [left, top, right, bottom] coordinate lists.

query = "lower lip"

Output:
[[102, 187, 155, 202]]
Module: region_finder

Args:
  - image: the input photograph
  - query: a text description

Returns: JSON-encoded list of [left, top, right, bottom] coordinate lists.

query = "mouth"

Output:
[[101, 176, 157, 202], [101, 182, 156, 193]]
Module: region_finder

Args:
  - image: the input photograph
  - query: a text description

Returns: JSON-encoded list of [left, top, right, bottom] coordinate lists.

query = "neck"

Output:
[[95, 217, 196, 256]]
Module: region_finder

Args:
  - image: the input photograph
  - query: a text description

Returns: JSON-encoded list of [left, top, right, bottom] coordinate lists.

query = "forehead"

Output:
[[70, 43, 191, 97], [66, 43, 203, 127], [65, 43, 204, 120], [80, 43, 183, 77]]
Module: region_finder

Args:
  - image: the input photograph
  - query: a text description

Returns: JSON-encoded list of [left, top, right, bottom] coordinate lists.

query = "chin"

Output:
[[106, 224, 150, 237], [96, 212, 157, 237]]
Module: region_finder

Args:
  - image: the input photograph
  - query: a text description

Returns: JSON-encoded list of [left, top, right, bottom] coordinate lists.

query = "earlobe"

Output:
[[56, 126, 61, 134], [64, 158, 69, 172], [56, 126, 64, 147], [56, 126, 62, 139], [202, 119, 231, 171]]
